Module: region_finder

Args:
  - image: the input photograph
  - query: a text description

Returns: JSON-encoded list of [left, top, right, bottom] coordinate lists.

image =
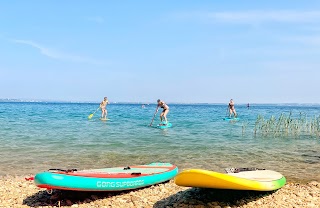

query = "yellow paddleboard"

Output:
[[175, 168, 286, 191], [99, 118, 110, 121]]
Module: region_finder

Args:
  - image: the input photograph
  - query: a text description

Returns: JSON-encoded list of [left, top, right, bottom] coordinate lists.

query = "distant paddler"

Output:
[[228, 99, 237, 118], [149, 99, 170, 126], [100, 97, 109, 119]]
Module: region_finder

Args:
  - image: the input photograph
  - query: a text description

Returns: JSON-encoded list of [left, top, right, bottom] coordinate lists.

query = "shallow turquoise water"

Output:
[[0, 102, 319, 182]]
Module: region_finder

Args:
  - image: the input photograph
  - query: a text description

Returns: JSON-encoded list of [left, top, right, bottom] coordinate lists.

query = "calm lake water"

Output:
[[0, 102, 319, 183]]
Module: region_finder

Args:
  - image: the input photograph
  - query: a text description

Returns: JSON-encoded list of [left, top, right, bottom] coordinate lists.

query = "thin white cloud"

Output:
[[13, 39, 60, 59], [12, 39, 108, 65], [173, 10, 320, 24]]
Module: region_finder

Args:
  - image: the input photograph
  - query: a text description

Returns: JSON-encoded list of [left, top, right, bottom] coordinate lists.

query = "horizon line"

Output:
[[0, 98, 319, 105]]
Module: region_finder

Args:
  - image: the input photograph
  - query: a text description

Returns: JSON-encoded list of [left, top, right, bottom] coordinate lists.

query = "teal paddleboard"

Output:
[[34, 163, 178, 191], [157, 122, 172, 129], [224, 117, 240, 121]]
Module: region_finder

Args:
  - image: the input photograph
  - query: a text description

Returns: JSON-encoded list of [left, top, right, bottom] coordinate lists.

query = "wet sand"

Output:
[[0, 175, 319, 208]]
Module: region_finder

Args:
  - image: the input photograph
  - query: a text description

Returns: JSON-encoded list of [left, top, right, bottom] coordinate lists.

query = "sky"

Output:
[[1, 0, 320, 103]]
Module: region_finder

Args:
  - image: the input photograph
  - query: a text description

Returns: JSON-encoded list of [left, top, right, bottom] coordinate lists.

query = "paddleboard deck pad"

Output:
[[157, 122, 172, 129], [35, 163, 178, 191], [223, 117, 240, 121], [175, 168, 286, 191]]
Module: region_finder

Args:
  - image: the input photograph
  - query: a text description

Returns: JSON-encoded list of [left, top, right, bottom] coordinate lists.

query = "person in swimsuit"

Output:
[[156, 99, 169, 125], [228, 99, 237, 117], [100, 97, 109, 119]]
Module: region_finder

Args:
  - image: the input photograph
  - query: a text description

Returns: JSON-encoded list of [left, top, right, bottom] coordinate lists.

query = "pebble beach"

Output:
[[0, 175, 319, 208]]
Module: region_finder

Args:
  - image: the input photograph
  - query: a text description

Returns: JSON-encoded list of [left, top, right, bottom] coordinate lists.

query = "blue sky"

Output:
[[1, 1, 320, 103]]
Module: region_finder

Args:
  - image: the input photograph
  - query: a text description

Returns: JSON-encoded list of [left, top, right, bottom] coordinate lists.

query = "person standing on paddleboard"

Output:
[[228, 99, 237, 118], [100, 97, 109, 119], [156, 99, 169, 125]]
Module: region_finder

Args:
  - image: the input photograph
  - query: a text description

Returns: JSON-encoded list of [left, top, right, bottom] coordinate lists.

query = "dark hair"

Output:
[[157, 99, 160, 102]]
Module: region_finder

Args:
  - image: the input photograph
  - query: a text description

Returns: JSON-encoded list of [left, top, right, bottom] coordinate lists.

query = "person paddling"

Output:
[[100, 97, 109, 119], [228, 99, 237, 118], [155, 99, 169, 125]]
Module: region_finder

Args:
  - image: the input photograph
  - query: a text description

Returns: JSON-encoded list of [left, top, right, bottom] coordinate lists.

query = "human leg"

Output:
[[163, 109, 169, 124], [160, 112, 164, 122], [101, 108, 106, 118]]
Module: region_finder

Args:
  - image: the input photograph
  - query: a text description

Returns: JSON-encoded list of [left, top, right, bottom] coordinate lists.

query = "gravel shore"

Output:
[[0, 175, 319, 208]]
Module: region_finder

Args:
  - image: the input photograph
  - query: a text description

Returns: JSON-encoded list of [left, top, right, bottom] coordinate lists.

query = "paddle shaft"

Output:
[[149, 111, 157, 126], [89, 107, 100, 119], [95, 107, 101, 114]]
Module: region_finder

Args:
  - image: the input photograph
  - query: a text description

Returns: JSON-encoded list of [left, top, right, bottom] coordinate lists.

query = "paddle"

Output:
[[88, 107, 100, 119], [226, 106, 230, 118], [149, 111, 158, 126]]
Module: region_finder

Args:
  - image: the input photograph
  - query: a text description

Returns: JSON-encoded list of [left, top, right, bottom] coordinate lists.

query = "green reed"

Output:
[[242, 120, 248, 136], [253, 112, 320, 138]]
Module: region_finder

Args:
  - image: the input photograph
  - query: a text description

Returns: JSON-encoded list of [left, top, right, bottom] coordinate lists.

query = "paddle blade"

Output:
[[88, 114, 93, 119]]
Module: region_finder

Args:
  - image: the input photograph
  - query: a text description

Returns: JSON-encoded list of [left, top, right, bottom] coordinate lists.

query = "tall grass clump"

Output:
[[241, 120, 248, 136], [254, 112, 320, 138]]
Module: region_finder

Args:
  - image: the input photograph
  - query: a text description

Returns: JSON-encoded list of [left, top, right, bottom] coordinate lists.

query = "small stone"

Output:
[[50, 194, 59, 201], [91, 194, 99, 200], [308, 181, 320, 187], [84, 198, 92, 203], [198, 205, 206, 208], [65, 199, 73, 206]]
